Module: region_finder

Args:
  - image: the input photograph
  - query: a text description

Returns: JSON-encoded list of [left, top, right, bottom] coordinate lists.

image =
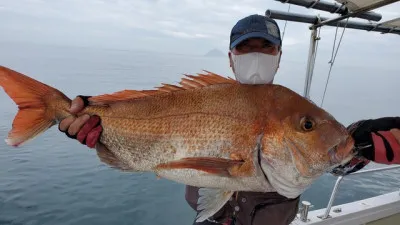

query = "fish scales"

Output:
[[98, 114, 258, 171], [76, 84, 271, 173]]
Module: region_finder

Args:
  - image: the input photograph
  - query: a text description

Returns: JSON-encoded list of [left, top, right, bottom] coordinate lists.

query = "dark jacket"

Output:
[[185, 185, 299, 225]]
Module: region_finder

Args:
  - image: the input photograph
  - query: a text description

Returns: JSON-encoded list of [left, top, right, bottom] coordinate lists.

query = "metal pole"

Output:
[[303, 28, 318, 99], [319, 176, 344, 219], [300, 201, 312, 222], [312, 0, 400, 28], [318, 165, 400, 220], [273, 0, 382, 21], [346, 165, 400, 176], [266, 10, 400, 35]]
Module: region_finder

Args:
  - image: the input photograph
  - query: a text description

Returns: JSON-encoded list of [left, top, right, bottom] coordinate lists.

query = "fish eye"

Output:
[[300, 117, 315, 132]]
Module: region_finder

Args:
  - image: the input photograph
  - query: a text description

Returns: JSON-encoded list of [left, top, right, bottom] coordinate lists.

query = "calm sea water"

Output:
[[0, 42, 399, 225]]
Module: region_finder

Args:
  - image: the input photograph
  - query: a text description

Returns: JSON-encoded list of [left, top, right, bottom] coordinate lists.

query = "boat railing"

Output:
[[300, 165, 400, 222]]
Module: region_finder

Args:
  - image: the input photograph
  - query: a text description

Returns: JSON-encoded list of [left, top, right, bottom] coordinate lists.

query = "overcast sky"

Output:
[[0, 0, 399, 56]]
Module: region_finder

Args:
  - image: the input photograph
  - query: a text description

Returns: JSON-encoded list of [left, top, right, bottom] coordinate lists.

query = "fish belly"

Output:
[[155, 169, 274, 192]]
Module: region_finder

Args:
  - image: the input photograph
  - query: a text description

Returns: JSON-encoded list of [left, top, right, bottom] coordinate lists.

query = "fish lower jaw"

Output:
[[327, 145, 356, 168], [330, 153, 355, 170], [329, 136, 356, 164]]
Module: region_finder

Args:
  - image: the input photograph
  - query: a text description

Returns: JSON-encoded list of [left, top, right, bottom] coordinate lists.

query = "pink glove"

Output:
[[370, 130, 400, 164], [331, 117, 400, 176], [58, 96, 102, 148]]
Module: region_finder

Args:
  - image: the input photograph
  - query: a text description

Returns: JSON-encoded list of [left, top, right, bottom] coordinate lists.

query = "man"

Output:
[[59, 14, 400, 225]]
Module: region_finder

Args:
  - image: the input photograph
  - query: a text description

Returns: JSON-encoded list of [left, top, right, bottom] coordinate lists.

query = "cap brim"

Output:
[[230, 31, 281, 49]]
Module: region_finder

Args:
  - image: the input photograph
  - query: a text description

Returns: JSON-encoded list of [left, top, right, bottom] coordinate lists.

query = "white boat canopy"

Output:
[[336, 0, 396, 11], [379, 17, 400, 29]]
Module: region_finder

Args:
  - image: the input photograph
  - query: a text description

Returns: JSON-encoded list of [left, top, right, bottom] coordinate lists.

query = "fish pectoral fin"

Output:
[[196, 188, 234, 223], [154, 157, 244, 177]]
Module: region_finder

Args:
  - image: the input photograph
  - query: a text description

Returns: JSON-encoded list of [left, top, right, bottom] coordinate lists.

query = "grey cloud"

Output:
[[0, 0, 399, 56], [1, 0, 399, 118]]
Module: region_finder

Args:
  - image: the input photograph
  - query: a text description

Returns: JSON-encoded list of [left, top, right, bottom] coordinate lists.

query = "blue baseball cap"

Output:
[[230, 14, 282, 50]]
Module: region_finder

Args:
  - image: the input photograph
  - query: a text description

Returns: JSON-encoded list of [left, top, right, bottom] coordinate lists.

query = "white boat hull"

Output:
[[291, 191, 400, 225]]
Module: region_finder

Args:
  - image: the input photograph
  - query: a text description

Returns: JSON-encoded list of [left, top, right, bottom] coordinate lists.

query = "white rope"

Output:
[[329, 24, 340, 64], [321, 18, 350, 107], [281, 4, 291, 42]]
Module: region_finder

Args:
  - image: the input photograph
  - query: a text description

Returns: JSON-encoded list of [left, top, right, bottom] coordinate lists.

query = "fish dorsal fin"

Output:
[[89, 71, 236, 105], [88, 90, 158, 105]]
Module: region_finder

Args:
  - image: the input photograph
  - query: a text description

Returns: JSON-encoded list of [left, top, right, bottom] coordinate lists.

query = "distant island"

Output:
[[204, 48, 225, 57]]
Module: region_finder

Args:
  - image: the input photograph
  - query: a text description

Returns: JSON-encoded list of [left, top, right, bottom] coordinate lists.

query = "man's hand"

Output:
[[349, 117, 400, 164], [58, 96, 102, 148], [330, 117, 400, 176]]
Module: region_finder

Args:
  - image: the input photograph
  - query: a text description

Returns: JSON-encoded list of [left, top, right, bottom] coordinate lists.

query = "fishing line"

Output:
[[281, 4, 291, 42], [321, 17, 349, 107]]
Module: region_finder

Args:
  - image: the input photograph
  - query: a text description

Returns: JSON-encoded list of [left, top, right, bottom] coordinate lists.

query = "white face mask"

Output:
[[231, 52, 280, 84]]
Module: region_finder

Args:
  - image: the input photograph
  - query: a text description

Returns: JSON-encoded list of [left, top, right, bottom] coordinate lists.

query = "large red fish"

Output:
[[0, 66, 354, 222]]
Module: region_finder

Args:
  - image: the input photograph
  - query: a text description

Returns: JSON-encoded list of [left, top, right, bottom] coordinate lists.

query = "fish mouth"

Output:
[[257, 136, 355, 198], [284, 136, 354, 178], [328, 136, 355, 166], [328, 144, 342, 164]]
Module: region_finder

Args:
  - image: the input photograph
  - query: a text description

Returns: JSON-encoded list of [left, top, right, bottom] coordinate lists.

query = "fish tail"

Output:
[[0, 66, 71, 147]]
